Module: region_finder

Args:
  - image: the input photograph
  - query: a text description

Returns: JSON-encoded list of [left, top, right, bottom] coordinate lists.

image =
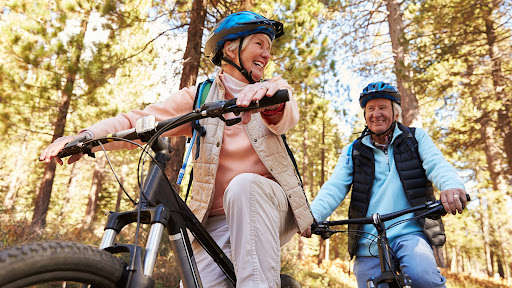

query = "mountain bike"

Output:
[[0, 90, 301, 288], [312, 194, 470, 288]]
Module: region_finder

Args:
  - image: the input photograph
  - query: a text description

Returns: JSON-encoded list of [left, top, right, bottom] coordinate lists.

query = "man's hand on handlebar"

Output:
[[236, 82, 281, 124], [440, 188, 467, 215], [39, 135, 85, 165]]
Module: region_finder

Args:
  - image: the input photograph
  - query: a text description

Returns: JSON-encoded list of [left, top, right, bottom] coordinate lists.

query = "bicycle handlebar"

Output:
[[57, 89, 290, 159], [313, 194, 470, 239]]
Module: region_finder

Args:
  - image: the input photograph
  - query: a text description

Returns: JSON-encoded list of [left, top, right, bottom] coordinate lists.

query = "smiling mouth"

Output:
[[254, 61, 264, 68]]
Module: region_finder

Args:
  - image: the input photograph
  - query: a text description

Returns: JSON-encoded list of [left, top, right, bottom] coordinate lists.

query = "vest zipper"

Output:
[[384, 149, 390, 171]]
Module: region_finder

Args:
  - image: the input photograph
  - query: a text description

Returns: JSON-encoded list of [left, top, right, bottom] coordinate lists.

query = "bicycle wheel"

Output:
[[0, 241, 125, 288], [280, 274, 301, 288]]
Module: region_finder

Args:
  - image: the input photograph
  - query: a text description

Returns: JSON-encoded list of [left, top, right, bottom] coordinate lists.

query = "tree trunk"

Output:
[[482, 0, 512, 177], [316, 113, 328, 265], [480, 197, 494, 277], [457, 251, 464, 274], [82, 156, 105, 230], [298, 90, 308, 262], [166, 0, 208, 193], [3, 142, 27, 209], [385, 0, 420, 127], [449, 246, 457, 273], [333, 240, 340, 259], [297, 236, 304, 261], [493, 218, 508, 279], [497, 250, 505, 279], [479, 111, 508, 193], [58, 162, 80, 223], [302, 87, 309, 191], [318, 238, 326, 266], [31, 14, 89, 229], [239, 0, 253, 11], [115, 166, 128, 212]]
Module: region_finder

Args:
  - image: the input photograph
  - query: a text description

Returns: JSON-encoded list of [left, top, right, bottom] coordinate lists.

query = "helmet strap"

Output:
[[221, 37, 256, 84]]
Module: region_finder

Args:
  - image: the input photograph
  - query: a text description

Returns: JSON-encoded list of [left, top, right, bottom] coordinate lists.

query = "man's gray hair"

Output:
[[393, 102, 402, 123]]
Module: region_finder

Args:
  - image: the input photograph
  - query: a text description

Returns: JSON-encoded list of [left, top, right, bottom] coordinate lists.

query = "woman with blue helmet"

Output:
[[40, 11, 312, 287], [204, 11, 284, 84], [303, 81, 467, 288]]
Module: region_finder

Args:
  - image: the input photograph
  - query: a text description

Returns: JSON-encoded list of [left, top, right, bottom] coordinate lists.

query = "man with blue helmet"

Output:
[[302, 82, 467, 287], [41, 11, 313, 287]]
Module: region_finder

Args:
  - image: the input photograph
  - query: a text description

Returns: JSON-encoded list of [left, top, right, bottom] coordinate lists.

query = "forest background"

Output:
[[0, 0, 511, 287]]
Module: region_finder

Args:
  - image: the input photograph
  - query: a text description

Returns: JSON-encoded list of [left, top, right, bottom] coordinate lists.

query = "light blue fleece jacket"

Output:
[[310, 125, 465, 257]]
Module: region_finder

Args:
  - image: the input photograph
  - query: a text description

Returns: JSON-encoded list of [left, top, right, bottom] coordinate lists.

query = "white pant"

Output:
[[188, 173, 297, 288]]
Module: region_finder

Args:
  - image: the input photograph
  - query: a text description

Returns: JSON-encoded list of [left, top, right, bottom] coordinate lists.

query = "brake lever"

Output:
[[312, 222, 335, 240], [200, 100, 229, 117], [199, 99, 245, 125], [424, 201, 447, 220], [57, 136, 95, 159]]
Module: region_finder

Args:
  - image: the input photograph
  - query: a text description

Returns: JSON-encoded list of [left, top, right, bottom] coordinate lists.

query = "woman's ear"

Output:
[[224, 41, 236, 59]]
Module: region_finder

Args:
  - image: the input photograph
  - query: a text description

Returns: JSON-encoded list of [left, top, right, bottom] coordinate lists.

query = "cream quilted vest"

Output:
[[189, 75, 314, 233]]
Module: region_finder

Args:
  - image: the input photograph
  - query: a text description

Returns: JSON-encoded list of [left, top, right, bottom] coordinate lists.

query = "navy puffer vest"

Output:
[[347, 123, 445, 258]]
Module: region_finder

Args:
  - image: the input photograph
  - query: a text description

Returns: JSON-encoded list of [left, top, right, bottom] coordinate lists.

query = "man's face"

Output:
[[364, 98, 397, 134]]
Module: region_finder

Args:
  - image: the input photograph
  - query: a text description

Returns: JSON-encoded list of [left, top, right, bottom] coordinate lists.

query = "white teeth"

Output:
[[254, 61, 263, 68]]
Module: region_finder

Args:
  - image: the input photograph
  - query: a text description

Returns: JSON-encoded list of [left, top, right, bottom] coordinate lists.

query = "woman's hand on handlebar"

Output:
[[300, 226, 312, 238], [39, 135, 84, 165], [440, 188, 467, 215], [236, 82, 280, 124]]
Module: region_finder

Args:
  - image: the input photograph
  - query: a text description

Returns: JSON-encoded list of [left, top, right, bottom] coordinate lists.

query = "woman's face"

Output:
[[224, 33, 272, 82]]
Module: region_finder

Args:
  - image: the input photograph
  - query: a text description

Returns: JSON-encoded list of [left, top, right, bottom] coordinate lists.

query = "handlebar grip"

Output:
[[57, 136, 91, 158], [257, 89, 289, 108]]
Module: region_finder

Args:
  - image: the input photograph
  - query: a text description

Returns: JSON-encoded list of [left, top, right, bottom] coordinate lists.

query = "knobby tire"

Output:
[[0, 241, 125, 288]]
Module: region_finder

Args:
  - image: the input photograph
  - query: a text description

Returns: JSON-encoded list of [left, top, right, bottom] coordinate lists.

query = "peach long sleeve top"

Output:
[[82, 71, 299, 216]]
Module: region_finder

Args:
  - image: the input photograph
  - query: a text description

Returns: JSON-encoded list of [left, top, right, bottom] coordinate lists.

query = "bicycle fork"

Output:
[[366, 214, 412, 288], [99, 205, 172, 287], [98, 204, 204, 288]]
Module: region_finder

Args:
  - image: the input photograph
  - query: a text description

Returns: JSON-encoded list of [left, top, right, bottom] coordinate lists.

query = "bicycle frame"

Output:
[[365, 213, 412, 288], [96, 137, 235, 288], [314, 195, 469, 288], [55, 91, 291, 288]]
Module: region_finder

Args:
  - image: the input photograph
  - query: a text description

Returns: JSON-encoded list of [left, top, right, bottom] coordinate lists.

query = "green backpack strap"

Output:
[[190, 79, 214, 143], [183, 79, 213, 201], [199, 80, 212, 106]]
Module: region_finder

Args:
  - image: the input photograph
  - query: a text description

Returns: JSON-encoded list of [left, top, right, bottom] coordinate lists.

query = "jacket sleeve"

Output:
[[310, 143, 354, 221], [81, 86, 197, 151], [261, 75, 298, 135], [415, 128, 466, 191]]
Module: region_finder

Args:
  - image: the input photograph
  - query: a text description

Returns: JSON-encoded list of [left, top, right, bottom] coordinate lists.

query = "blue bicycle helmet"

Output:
[[205, 11, 284, 74], [359, 82, 401, 108]]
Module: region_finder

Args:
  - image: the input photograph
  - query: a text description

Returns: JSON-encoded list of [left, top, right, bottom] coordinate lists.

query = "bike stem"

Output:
[[372, 213, 392, 274], [367, 213, 412, 288]]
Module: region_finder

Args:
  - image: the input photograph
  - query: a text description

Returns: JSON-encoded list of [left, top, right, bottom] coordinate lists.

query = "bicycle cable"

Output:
[[97, 139, 144, 206], [94, 136, 166, 272]]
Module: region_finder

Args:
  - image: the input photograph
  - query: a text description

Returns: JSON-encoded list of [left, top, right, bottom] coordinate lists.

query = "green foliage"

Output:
[[1, 0, 511, 284]]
